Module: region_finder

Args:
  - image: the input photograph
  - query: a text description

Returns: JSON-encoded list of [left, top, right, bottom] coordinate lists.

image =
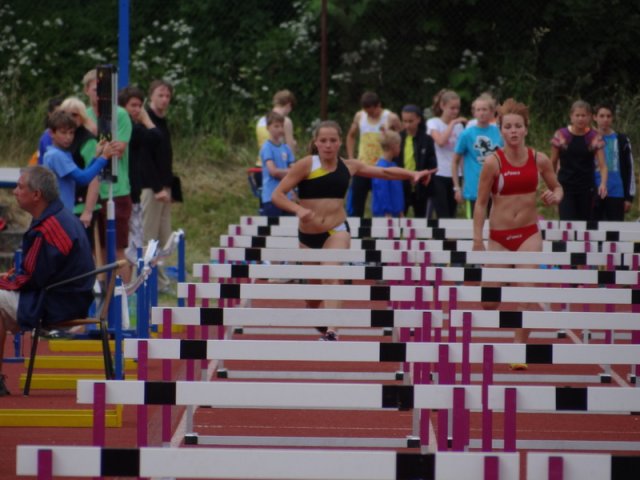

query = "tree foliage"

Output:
[[1, 0, 640, 142]]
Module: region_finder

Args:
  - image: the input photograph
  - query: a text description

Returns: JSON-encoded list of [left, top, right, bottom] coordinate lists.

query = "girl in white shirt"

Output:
[[426, 89, 467, 218]]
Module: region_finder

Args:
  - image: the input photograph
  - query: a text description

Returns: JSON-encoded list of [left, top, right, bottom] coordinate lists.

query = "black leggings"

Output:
[[592, 196, 625, 221], [558, 189, 594, 221], [430, 176, 457, 218], [347, 175, 371, 217]]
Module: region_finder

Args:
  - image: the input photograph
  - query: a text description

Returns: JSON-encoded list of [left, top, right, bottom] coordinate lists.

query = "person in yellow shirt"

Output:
[[253, 90, 297, 209], [345, 91, 401, 217]]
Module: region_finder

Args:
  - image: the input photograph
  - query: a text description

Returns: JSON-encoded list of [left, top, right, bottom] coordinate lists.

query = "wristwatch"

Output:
[[453, 186, 460, 191]]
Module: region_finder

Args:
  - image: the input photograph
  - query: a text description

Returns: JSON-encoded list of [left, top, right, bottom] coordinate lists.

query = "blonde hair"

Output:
[[497, 98, 529, 128], [570, 99, 592, 114], [431, 89, 459, 117], [273, 89, 296, 108], [59, 96, 90, 124], [380, 131, 401, 151], [472, 92, 497, 111], [82, 69, 97, 88]]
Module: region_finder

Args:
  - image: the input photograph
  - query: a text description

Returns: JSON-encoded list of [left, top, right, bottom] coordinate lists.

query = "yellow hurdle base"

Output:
[[0, 405, 123, 428], [25, 355, 136, 371], [47, 339, 116, 353], [18, 373, 138, 390]]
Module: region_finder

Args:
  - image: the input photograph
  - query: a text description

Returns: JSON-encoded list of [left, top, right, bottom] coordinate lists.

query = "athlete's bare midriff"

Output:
[[489, 192, 539, 230], [298, 197, 346, 234]]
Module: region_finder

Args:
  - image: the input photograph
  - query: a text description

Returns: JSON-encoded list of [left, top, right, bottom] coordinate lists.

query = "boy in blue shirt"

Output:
[[372, 131, 404, 217], [593, 103, 635, 220], [260, 111, 295, 216], [43, 111, 114, 213], [452, 94, 503, 218]]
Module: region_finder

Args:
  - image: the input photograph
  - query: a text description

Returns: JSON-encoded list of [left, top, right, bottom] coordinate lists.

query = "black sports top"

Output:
[[297, 155, 352, 199]]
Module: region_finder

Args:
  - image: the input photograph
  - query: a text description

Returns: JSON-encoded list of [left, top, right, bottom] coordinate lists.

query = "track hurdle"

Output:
[[76, 379, 640, 451], [219, 233, 638, 255], [450, 310, 640, 381], [195, 263, 640, 287], [527, 452, 640, 480], [239, 214, 640, 233], [152, 306, 442, 343], [210, 246, 627, 268], [177, 282, 433, 307], [16, 446, 519, 480], [227, 221, 640, 245], [126, 337, 640, 390], [437, 284, 638, 307], [229, 223, 403, 239]]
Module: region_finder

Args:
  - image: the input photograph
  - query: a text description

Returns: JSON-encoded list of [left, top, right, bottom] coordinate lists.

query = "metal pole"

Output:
[[177, 233, 186, 307], [118, 0, 130, 89], [320, 0, 328, 120], [107, 69, 119, 329], [136, 248, 147, 338]]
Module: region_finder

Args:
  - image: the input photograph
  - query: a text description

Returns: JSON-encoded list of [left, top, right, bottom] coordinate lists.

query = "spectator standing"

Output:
[[427, 89, 467, 218], [42, 111, 112, 213], [58, 97, 101, 243], [396, 104, 437, 218], [35, 97, 64, 165], [141, 80, 174, 293], [256, 89, 298, 155], [592, 103, 635, 221], [346, 91, 401, 217], [550, 100, 607, 221], [83, 69, 133, 281], [452, 94, 503, 218], [254, 90, 297, 200], [260, 111, 295, 216], [118, 86, 161, 259], [0, 166, 96, 395], [372, 131, 404, 218]]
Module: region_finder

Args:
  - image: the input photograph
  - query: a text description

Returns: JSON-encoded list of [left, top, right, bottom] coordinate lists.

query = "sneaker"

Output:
[[41, 329, 73, 340], [319, 331, 338, 341], [509, 363, 528, 371], [0, 374, 11, 396]]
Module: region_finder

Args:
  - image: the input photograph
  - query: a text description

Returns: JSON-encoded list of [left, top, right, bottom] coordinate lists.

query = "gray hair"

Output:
[[22, 166, 59, 203]]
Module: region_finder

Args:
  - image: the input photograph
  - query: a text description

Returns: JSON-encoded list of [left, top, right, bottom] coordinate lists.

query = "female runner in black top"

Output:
[[272, 120, 435, 339]]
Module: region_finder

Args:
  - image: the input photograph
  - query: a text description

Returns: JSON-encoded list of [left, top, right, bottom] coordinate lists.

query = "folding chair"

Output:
[[23, 259, 126, 396]]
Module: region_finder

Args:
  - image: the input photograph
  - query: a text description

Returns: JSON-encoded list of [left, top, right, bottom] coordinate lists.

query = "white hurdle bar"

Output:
[[177, 282, 433, 303], [77, 380, 640, 451], [194, 263, 640, 286], [146, 307, 640, 383], [16, 446, 519, 480], [124, 339, 640, 368], [151, 307, 640, 383], [151, 307, 442, 381], [229, 223, 405, 238], [151, 307, 443, 329], [527, 452, 640, 480], [450, 309, 640, 384], [125, 338, 640, 388], [74, 381, 640, 414], [211, 247, 627, 268], [228, 223, 640, 243], [240, 215, 640, 233], [219, 233, 638, 254], [437, 284, 639, 306]]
